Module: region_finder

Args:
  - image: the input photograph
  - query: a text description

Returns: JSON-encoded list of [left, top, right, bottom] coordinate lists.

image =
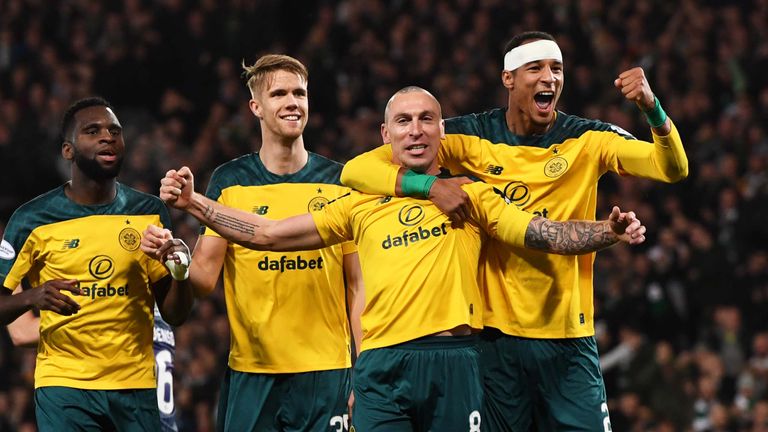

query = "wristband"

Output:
[[643, 97, 667, 129], [401, 170, 437, 198]]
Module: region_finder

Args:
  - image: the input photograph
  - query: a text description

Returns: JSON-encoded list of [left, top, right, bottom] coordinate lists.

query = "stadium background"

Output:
[[1, 0, 768, 430]]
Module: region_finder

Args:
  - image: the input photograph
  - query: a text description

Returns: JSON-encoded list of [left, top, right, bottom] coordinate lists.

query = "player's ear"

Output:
[[381, 122, 390, 144], [502, 70, 515, 90], [249, 99, 263, 120], [62, 141, 74, 161], [439, 119, 445, 139]]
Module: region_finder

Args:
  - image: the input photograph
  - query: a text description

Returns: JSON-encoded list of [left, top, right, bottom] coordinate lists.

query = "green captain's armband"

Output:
[[401, 171, 437, 198]]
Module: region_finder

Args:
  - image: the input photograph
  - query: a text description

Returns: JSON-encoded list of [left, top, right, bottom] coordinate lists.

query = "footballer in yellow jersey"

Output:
[[143, 55, 362, 432], [311, 180, 530, 432], [151, 86, 647, 431], [1, 184, 171, 389], [0, 98, 193, 432], [202, 152, 353, 374], [310, 181, 533, 353], [342, 107, 684, 340], [340, 33, 688, 431]]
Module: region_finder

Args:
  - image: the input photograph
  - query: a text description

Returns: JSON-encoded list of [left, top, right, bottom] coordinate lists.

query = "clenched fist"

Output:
[[614, 67, 656, 111]]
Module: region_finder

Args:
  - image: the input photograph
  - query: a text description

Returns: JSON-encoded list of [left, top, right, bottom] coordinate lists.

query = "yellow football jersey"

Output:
[[310, 180, 532, 352], [341, 109, 687, 339], [204, 152, 353, 373], [0, 184, 170, 389]]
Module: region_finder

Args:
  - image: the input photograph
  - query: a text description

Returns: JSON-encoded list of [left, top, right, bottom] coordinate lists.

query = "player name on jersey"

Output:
[[381, 223, 449, 249], [153, 326, 175, 346], [257, 255, 324, 272]]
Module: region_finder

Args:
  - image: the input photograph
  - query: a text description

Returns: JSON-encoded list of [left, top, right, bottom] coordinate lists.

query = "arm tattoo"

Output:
[[205, 207, 257, 236], [525, 217, 617, 254]]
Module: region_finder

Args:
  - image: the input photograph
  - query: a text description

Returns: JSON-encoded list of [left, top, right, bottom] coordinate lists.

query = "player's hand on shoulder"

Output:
[[428, 177, 473, 226], [31, 279, 81, 315], [160, 166, 195, 209], [608, 206, 646, 245], [613, 67, 655, 111]]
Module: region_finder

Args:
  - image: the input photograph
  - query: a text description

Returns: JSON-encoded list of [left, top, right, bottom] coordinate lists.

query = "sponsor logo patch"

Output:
[[81, 283, 130, 299], [382, 223, 448, 249], [89, 255, 115, 280], [258, 255, 323, 272], [609, 124, 635, 139], [398, 204, 425, 226], [503, 181, 532, 207], [0, 239, 15, 260]]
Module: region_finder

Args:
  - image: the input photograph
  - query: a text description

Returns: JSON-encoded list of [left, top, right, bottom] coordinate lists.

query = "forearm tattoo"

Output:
[[525, 218, 617, 254], [203, 205, 214, 219], [205, 205, 257, 236]]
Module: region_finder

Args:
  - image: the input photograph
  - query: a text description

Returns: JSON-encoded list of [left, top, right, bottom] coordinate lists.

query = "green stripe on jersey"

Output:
[[205, 152, 343, 201], [444, 108, 635, 149]]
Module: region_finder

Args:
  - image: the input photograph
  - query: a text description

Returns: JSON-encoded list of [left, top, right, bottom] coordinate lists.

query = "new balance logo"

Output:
[[484, 165, 504, 175], [62, 239, 80, 249], [252, 206, 269, 215]]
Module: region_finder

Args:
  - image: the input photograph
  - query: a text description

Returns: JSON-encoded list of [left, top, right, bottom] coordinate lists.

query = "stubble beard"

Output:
[[73, 147, 123, 180]]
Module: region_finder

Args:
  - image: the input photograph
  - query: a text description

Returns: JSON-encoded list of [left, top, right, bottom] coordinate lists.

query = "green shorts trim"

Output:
[[479, 328, 610, 431], [34, 387, 161, 432], [351, 335, 483, 432], [216, 367, 351, 432]]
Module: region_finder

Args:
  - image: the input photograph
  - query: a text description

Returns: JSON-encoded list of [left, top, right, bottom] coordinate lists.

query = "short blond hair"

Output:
[[242, 54, 308, 97]]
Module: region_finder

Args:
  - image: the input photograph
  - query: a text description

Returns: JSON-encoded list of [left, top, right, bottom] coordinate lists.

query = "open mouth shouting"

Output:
[[534, 91, 555, 113]]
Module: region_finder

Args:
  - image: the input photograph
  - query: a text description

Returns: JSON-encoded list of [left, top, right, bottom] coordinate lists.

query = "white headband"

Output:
[[503, 40, 563, 71]]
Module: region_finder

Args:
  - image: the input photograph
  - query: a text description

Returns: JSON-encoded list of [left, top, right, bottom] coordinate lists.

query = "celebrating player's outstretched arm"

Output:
[[142, 167, 326, 254], [142, 165, 646, 259], [524, 206, 645, 255]]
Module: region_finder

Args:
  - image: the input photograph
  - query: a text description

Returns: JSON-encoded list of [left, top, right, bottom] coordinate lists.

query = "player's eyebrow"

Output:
[[80, 120, 122, 131]]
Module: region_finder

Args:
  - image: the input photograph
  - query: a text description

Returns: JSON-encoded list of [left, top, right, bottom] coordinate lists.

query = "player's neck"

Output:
[[259, 136, 309, 175], [65, 173, 117, 205], [417, 164, 441, 176], [505, 107, 554, 136], [395, 156, 441, 176]]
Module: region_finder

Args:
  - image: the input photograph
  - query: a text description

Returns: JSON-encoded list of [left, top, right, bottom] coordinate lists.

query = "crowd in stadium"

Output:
[[1, 0, 768, 431]]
